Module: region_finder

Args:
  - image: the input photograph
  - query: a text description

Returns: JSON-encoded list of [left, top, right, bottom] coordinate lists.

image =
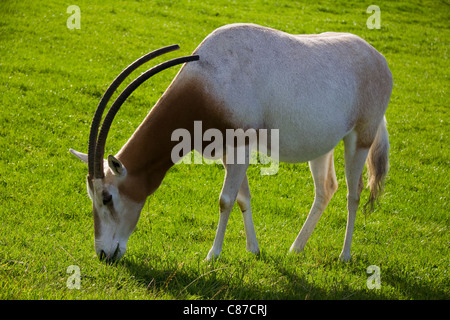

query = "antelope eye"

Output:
[[102, 193, 112, 205]]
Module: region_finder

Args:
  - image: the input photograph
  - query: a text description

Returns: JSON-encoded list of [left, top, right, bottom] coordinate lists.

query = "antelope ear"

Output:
[[107, 155, 127, 177], [70, 149, 88, 164]]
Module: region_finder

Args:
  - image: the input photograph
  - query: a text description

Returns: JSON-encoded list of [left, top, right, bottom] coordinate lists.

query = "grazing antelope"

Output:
[[70, 23, 392, 262]]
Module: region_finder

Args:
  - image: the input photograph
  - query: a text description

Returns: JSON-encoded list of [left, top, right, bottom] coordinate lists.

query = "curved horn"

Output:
[[93, 54, 200, 179], [88, 44, 181, 179]]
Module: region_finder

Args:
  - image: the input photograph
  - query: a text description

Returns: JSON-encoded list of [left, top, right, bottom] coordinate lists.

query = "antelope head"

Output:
[[70, 45, 199, 262]]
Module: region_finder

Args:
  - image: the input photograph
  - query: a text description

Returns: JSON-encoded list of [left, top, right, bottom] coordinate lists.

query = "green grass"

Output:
[[0, 0, 448, 300]]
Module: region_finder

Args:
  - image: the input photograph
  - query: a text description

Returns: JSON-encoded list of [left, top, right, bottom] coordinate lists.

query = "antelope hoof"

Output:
[[205, 249, 221, 261], [288, 243, 304, 254], [247, 245, 260, 256], [339, 252, 352, 262]]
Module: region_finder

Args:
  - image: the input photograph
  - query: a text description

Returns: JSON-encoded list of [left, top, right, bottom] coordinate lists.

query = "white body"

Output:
[[71, 24, 392, 262], [185, 25, 390, 162]]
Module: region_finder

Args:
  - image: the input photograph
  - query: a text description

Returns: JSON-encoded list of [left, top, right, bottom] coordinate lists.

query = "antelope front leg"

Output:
[[206, 158, 249, 260]]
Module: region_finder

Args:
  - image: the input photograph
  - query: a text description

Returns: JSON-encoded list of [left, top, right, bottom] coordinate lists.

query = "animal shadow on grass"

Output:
[[120, 251, 402, 300], [122, 253, 236, 299]]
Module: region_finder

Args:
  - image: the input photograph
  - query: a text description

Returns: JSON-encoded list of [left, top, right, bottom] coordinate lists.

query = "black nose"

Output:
[[99, 250, 107, 261], [98, 244, 120, 263]]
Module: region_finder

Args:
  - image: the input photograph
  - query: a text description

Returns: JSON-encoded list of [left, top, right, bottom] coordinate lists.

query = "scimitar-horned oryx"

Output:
[[70, 23, 392, 262]]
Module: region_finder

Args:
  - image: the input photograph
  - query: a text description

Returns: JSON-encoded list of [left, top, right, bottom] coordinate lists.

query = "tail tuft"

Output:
[[365, 117, 389, 212]]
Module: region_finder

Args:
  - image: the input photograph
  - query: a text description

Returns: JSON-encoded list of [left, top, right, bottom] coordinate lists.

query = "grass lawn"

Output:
[[0, 0, 448, 300]]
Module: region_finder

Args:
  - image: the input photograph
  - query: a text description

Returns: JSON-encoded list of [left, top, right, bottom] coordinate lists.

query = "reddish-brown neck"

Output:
[[115, 77, 232, 203]]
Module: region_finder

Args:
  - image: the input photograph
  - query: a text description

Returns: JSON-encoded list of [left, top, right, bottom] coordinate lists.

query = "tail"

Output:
[[365, 117, 389, 211]]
